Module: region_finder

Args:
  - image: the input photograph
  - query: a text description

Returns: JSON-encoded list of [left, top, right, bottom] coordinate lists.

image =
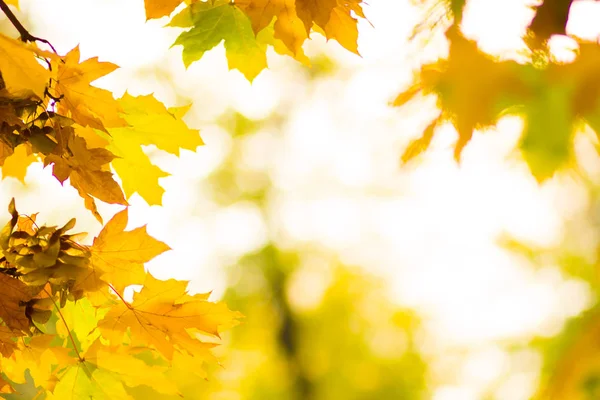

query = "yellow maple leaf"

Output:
[[47, 362, 131, 400], [2, 143, 37, 183], [2, 334, 75, 390], [144, 0, 182, 19], [98, 273, 241, 359], [86, 342, 180, 395], [90, 209, 170, 291], [236, 0, 308, 56], [236, 0, 363, 55], [108, 93, 203, 205], [0, 33, 50, 99], [45, 135, 127, 223], [53, 46, 127, 131]]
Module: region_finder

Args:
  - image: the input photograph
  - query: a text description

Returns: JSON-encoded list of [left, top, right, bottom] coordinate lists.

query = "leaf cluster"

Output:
[[0, 36, 202, 221], [146, 0, 366, 80], [0, 200, 241, 397], [397, 3, 600, 181]]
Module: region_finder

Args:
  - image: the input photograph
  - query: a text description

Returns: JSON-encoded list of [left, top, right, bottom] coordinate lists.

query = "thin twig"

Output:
[[0, 0, 58, 53]]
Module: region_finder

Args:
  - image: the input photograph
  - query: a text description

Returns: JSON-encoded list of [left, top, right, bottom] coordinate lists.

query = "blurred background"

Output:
[[3, 0, 600, 398]]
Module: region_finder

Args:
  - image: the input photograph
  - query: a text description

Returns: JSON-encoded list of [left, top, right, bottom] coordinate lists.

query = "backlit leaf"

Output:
[[172, 1, 268, 81], [0, 34, 50, 99], [90, 208, 170, 291]]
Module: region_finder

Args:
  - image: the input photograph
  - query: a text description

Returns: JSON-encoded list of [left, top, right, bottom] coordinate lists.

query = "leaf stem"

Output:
[[108, 283, 131, 308], [42, 288, 84, 362], [0, 0, 58, 53]]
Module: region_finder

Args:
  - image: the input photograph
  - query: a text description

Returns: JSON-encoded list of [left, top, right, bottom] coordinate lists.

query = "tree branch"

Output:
[[0, 0, 57, 53]]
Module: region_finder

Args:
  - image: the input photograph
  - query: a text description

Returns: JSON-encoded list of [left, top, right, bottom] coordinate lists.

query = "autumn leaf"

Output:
[[45, 135, 127, 222], [90, 208, 170, 291], [53, 46, 127, 131], [88, 342, 180, 395], [0, 274, 34, 331], [144, 0, 183, 19], [1, 143, 36, 182], [98, 273, 241, 359], [0, 325, 20, 357], [107, 93, 203, 205], [171, 0, 268, 81], [395, 28, 528, 161], [48, 363, 132, 400], [2, 335, 75, 391], [0, 33, 50, 99], [401, 118, 440, 164]]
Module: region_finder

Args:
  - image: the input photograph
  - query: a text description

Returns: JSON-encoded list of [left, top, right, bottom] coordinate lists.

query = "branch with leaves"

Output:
[[0, 200, 241, 397], [0, 0, 370, 397], [396, 0, 600, 182]]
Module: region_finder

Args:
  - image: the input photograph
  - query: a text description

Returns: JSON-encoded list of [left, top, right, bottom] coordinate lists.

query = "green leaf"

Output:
[[520, 83, 576, 181], [172, 1, 267, 81]]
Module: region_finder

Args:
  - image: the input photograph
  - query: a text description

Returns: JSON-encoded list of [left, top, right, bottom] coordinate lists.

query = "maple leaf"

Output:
[[0, 325, 20, 357], [144, 0, 183, 19], [0, 33, 50, 99], [98, 273, 241, 359], [2, 143, 37, 182], [2, 334, 75, 391], [107, 93, 203, 205], [47, 362, 131, 400], [236, 0, 364, 54], [0, 273, 35, 331], [89, 208, 170, 292], [86, 341, 180, 395], [519, 78, 575, 181], [171, 1, 268, 81], [53, 46, 127, 131], [45, 135, 127, 223], [395, 28, 528, 161]]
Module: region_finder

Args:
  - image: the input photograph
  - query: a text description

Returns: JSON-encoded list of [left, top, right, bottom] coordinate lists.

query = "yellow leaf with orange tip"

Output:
[[144, 0, 182, 19], [234, 0, 308, 56], [98, 273, 241, 360], [169, 0, 363, 80], [236, 0, 364, 54], [53, 46, 127, 131], [0, 33, 50, 99], [322, 4, 360, 54], [90, 209, 170, 292], [2, 143, 37, 182]]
